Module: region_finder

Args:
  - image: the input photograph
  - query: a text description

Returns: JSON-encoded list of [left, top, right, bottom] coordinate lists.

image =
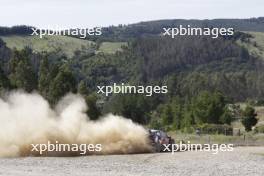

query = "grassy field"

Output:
[[1, 35, 127, 57], [0, 35, 95, 58], [98, 42, 127, 54]]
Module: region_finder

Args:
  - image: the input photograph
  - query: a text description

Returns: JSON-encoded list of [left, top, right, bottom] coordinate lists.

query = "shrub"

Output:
[[241, 106, 258, 131]]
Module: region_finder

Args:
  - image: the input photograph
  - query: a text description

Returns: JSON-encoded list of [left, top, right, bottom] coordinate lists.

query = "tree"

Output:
[[171, 98, 183, 129], [78, 80, 89, 95], [240, 47, 250, 60], [77, 82, 100, 120], [8, 48, 37, 92], [0, 38, 5, 47], [219, 107, 233, 125], [181, 112, 195, 132], [85, 94, 101, 120], [38, 57, 50, 98], [192, 91, 228, 124], [0, 66, 10, 90], [181, 104, 195, 129], [149, 111, 163, 129], [103, 94, 150, 124], [241, 106, 258, 131], [161, 104, 174, 126], [49, 64, 77, 104]]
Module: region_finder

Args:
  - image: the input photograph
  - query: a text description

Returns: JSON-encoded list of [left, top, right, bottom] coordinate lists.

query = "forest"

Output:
[[0, 18, 263, 132]]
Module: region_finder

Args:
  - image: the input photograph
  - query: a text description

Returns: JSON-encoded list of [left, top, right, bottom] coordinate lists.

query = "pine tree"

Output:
[[38, 57, 50, 98], [78, 80, 89, 96], [242, 106, 258, 131], [49, 64, 77, 104], [85, 94, 101, 120], [161, 104, 174, 126], [8, 48, 37, 92], [0, 66, 10, 90]]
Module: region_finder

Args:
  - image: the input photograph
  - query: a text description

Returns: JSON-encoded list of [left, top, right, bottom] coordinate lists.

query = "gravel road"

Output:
[[0, 147, 263, 176]]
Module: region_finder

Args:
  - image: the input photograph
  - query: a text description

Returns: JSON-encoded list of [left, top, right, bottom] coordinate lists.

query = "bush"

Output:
[[241, 106, 258, 131]]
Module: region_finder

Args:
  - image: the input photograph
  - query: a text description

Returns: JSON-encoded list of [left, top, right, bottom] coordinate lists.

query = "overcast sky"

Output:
[[0, 0, 263, 29]]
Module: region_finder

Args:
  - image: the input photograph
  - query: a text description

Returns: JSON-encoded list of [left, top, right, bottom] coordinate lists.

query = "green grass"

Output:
[[237, 32, 264, 59], [1, 35, 128, 57], [98, 42, 127, 54], [0, 35, 94, 58]]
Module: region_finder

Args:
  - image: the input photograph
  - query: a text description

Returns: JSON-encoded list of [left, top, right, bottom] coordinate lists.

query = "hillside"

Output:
[[0, 35, 94, 58], [98, 42, 127, 54], [0, 35, 127, 57], [1, 17, 264, 42], [97, 17, 264, 41], [1, 25, 264, 103], [1, 19, 264, 128], [237, 32, 264, 59]]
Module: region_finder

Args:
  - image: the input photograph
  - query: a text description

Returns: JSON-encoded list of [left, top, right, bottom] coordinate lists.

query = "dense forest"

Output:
[[0, 18, 264, 132]]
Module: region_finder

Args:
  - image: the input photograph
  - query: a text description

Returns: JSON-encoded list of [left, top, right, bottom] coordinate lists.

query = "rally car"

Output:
[[148, 129, 175, 152]]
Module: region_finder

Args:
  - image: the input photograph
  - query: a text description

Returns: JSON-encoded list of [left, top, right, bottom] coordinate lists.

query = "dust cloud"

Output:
[[0, 91, 152, 157]]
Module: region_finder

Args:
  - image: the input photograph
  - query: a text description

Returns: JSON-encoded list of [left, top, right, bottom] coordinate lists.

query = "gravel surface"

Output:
[[0, 147, 263, 176]]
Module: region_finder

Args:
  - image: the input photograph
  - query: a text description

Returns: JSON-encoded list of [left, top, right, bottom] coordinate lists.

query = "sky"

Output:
[[0, 0, 263, 29]]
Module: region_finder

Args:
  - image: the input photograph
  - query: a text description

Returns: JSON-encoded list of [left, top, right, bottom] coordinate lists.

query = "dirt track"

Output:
[[0, 147, 263, 176]]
